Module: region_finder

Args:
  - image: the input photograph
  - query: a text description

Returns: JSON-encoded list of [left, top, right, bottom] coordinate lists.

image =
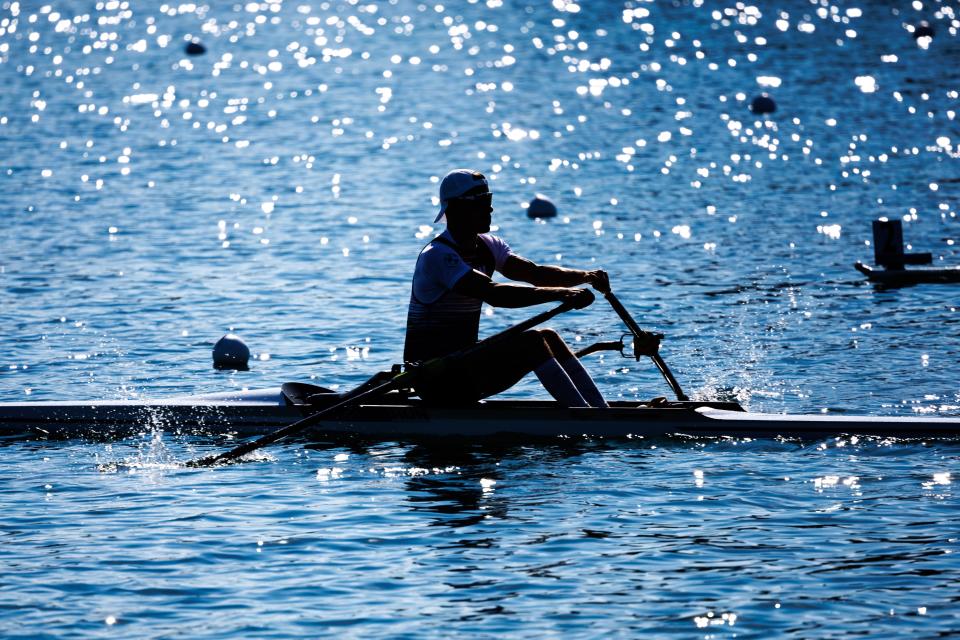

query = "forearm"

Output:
[[521, 265, 589, 287], [483, 283, 571, 308]]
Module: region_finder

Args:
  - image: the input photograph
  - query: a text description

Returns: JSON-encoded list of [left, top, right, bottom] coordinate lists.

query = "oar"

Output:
[[185, 294, 591, 468], [604, 291, 689, 401]]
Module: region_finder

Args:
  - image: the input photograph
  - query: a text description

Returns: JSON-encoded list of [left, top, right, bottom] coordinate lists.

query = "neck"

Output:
[[447, 225, 479, 250]]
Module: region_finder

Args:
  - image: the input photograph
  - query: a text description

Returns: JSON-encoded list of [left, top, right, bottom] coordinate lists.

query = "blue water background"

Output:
[[1, 0, 959, 637]]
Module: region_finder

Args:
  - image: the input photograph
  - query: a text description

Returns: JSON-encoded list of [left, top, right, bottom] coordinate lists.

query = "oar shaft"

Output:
[[604, 291, 689, 401], [187, 298, 580, 467], [470, 297, 578, 351], [186, 375, 406, 467]]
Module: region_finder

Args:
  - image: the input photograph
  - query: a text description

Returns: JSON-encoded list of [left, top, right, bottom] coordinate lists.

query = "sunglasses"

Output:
[[453, 192, 493, 204]]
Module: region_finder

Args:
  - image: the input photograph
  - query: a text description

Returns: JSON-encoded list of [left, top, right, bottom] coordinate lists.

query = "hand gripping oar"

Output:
[[604, 291, 689, 401], [185, 293, 591, 468]]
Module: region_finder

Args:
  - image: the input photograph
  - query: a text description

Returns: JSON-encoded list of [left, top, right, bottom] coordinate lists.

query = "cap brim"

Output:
[[434, 203, 446, 223]]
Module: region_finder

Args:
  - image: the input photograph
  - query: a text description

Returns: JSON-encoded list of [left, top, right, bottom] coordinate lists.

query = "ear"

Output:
[[444, 200, 463, 218]]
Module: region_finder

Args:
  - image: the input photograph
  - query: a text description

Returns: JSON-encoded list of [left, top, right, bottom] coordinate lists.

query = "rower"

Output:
[[404, 169, 610, 407]]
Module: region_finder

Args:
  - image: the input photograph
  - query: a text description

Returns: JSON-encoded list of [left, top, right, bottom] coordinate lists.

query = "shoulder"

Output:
[[478, 233, 513, 270], [478, 233, 509, 249], [478, 233, 513, 257]]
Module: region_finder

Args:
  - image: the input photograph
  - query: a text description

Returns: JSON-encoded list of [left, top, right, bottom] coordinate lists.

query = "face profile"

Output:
[[446, 190, 493, 234]]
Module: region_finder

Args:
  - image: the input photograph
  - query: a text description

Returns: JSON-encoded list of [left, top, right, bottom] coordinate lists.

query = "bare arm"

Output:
[[500, 255, 610, 292], [453, 270, 588, 308]]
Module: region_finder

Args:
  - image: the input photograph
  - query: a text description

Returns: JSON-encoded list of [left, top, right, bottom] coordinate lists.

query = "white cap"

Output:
[[434, 169, 490, 223]]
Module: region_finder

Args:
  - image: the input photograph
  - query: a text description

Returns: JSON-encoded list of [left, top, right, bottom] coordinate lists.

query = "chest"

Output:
[[453, 240, 495, 275]]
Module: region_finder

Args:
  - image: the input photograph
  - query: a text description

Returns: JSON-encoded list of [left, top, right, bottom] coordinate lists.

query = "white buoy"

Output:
[[213, 333, 250, 371], [527, 193, 558, 219]]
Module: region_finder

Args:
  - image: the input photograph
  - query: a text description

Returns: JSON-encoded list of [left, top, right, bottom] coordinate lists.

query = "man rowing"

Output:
[[404, 169, 610, 407]]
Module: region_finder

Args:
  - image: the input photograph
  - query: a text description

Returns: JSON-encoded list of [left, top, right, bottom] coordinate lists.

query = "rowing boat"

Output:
[[5, 296, 958, 443], [2, 385, 959, 439]]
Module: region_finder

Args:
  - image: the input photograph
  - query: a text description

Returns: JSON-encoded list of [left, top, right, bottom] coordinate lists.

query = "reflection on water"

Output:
[[401, 441, 594, 529]]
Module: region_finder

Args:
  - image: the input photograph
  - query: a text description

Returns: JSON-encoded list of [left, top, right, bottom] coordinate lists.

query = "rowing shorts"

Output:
[[411, 330, 548, 406]]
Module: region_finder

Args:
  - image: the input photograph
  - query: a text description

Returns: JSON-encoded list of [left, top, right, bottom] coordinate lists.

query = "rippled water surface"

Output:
[[2, 0, 959, 637], [3, 436, 959, 638]]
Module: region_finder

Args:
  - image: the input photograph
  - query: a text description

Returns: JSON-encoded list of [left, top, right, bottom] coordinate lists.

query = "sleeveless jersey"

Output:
[[403, 231, 512, 362]]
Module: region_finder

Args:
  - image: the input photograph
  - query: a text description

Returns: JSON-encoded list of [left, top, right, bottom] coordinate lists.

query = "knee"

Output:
[[518, 330, 553, 358], [536, 328, 571, 357]]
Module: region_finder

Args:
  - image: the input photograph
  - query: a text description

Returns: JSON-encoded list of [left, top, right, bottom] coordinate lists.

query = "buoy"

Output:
[[185, 40, 207, 56], [527, 193, 558, 219], [213, 334, 250, 371], [749, 93, 777, 115], [912, 21, 935, 39]]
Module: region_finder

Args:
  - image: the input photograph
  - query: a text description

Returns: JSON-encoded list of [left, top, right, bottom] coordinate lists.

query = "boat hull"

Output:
[[2, 389, 959, 439], [855, 261, 960, 285]]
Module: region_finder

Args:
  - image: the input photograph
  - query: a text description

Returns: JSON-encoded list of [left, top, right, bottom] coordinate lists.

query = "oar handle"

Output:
[[603, 291, 689, 401], [186, 298, 583, 468]]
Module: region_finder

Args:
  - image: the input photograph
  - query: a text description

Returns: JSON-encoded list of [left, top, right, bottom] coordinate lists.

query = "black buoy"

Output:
[[749, 93, 777, 115], [213, 333, 250, 371], [527, 193, 558, 219], [912, 20, 935, 39], [185, 40, 207, 56]]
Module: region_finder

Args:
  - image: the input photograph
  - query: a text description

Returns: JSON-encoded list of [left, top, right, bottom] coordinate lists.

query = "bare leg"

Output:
[[559, 357, 608, 408], [534, 358, 588, 408], [538, 329, 608, 408], [446, 330, 599, 407]]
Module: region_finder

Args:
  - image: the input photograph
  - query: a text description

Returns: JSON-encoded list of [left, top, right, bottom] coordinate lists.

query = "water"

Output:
[[3, 437, 958, 637], [1, 0, 959, 637]]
